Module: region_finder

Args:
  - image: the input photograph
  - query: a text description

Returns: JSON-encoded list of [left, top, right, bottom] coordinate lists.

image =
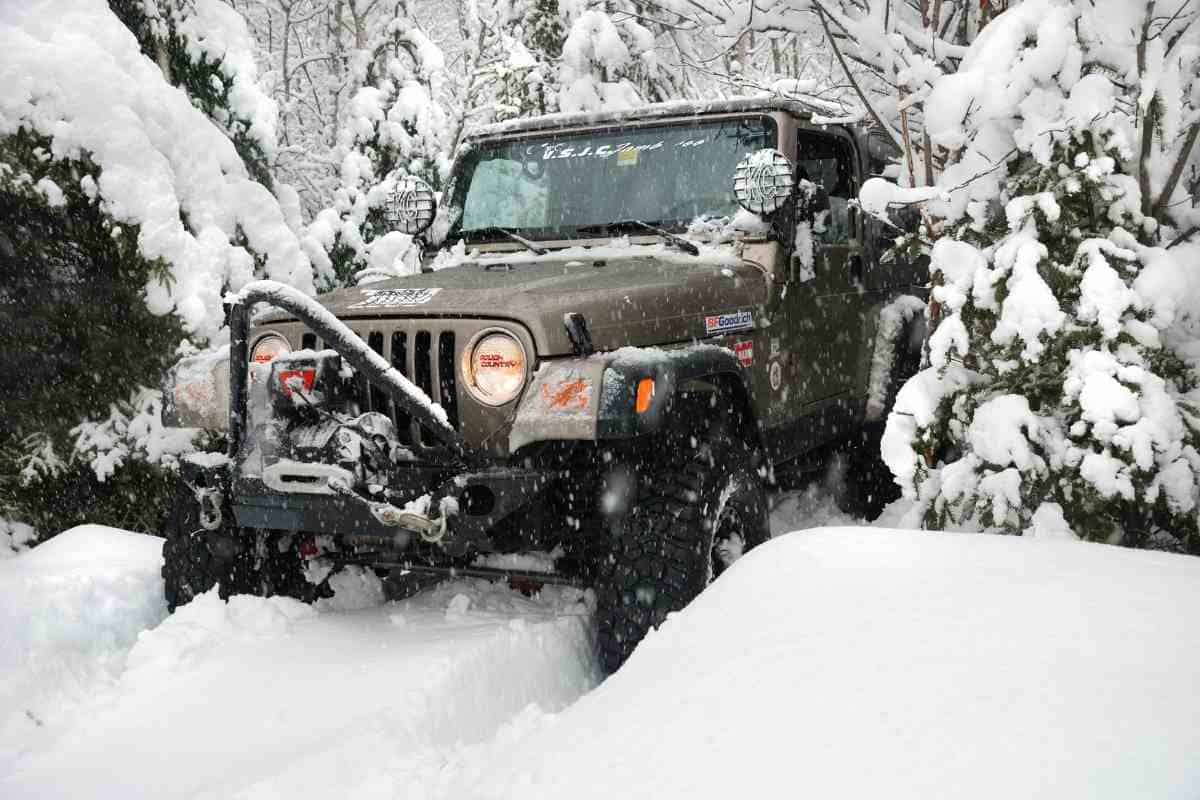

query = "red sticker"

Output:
[[540, 378, 592, 412], [278, 369, 316, 396], [734, 341, 754, 368]]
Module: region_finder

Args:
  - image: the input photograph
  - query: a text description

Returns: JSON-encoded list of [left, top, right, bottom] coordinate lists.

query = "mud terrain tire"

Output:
[[594, 404, 769, 674], [836, 319, 924, 520]]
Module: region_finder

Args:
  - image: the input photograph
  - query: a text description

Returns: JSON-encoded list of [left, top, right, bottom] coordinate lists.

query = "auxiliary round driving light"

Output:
[[384, 175, 437, 235], [732, 148, 796, 215]]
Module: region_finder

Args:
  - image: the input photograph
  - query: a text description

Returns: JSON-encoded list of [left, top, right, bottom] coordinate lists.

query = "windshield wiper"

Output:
[[578, 220, 700, 257], [468, 226, 549, 256]]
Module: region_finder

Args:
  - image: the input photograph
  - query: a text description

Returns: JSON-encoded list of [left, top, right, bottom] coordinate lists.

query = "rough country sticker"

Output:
[[705, 310, 755, 335], [349, 288, 442, 309], [734, 341, 754, 368]]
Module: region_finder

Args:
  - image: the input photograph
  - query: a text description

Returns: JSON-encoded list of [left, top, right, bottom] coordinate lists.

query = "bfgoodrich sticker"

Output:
[[349, 288, 442, 308], [704, 310, 754, 335]]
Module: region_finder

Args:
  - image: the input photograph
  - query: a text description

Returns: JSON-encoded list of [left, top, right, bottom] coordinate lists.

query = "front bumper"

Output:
[[231, 466, 560, 554]]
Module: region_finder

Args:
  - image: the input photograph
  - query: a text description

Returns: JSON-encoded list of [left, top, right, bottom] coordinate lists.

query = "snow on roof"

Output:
[[466, 92, 861, 140]]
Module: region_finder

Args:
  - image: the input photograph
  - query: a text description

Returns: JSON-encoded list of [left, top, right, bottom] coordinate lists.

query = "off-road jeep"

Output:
[[161, 96, 928, 671]]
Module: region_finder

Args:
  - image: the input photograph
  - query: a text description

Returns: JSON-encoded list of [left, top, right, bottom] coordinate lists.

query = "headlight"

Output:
[[250, 333, 290, 366], [463, 331, 527, 406]]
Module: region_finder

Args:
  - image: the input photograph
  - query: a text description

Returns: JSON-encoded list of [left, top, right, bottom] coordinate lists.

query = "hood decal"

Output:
[[349, 288, 442, 308]]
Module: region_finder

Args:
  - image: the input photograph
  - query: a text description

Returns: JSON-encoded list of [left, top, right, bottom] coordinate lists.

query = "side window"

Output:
[[796, 135, 855, 245]]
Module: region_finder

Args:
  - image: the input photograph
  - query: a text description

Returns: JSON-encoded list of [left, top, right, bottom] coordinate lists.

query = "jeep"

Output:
[[160, 96, 928, 672]]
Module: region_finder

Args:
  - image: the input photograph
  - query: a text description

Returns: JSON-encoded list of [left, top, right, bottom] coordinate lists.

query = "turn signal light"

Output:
[[635, 378, 655, 414]]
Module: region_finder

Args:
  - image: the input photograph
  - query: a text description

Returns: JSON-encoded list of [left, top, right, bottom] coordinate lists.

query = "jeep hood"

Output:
[[282, 247, 770, 356]]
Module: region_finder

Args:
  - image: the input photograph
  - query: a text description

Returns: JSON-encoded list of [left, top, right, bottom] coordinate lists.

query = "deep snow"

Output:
[[0, 527, 597, 799], [3, 501, 1198, 799], [430, 530, 1200, 800]]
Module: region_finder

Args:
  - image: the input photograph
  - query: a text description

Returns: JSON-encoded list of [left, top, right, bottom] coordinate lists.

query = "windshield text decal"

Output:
[[531, 138, 709, 162]]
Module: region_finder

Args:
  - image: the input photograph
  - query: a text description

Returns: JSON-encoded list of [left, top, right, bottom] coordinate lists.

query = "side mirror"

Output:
[[384, 175, 437, 236], [732, 149, 795, 216]]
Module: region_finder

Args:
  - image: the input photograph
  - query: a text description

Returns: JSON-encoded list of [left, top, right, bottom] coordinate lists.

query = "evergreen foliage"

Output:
[[306, 4, 448, 285], [0, 130, 190, 537], [881, 2, 1200, 552], [0, 0, 282, 540]]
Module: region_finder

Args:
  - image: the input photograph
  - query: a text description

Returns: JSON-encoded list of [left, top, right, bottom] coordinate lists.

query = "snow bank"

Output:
[[432, 530, 1200, 799], [0, 520, 36, 559], [0, 527, 166, 770], [1, 569, 597, 799]]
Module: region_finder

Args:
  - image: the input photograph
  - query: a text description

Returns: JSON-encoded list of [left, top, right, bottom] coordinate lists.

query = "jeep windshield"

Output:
[[446, 116, 777, 245]]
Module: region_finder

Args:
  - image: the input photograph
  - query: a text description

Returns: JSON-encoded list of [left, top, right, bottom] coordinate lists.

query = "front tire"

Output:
[[593, 403, 768, 674]]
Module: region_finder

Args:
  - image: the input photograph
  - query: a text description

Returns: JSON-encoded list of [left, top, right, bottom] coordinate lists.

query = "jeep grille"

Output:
[[299, 323, 459, 450]]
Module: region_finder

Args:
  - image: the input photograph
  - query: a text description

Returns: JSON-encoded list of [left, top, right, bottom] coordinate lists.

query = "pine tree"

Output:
[[881, 2, 1200, 551], [0, 0, 293, 539], [556, 1, 675, 112], [307, 3, 448, 285]]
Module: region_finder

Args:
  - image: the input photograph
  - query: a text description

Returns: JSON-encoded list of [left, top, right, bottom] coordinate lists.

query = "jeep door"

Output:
[[769, 130, 864, 416]]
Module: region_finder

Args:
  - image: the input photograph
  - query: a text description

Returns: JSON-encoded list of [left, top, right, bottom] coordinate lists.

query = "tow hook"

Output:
[[328, 479, 449, 543], [369, 504, 448, 544], [189, 483, 224, 531]]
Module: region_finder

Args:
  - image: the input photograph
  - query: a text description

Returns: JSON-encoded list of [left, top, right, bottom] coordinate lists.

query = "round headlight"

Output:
[[250, 334, 290, 366], [464, 332, 527, 406]]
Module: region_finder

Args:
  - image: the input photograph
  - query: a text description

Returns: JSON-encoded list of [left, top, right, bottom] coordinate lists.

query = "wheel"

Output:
[[593, 395, 769, 674], [835, 318, 924, 519], [160, 478, 328, 612]]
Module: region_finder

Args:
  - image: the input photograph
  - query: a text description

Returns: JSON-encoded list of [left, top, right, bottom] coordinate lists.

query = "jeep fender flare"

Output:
[[507, 344, 756, 452]]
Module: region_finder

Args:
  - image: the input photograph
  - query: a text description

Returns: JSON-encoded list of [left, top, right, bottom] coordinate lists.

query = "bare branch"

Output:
[[1167, 225, 1199, 249], [1153, 120, 1200, 221], [814, 2, 904, 151]]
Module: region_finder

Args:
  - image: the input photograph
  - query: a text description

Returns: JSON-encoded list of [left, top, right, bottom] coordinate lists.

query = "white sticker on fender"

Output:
[[349, 288, 442, 308], [704, 310, 754, 335]]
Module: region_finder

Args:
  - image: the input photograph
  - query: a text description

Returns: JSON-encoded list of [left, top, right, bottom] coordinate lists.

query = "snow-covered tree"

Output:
[[488, 0, 564, 119], [305, 1, 449, 285], [878, 0, 1200, 550], [557, 1, 677, 112], [665, 0, 1199, 548], [0, 0, 317, 538]]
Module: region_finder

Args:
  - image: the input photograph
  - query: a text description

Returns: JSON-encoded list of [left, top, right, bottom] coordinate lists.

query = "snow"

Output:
[[0, 526, 167, 771], [0, 520, 37, 559], [72, 388, 201, 482], [858, 176, 946, 220], [474, 546, 565, 574], [4, 505, 1200, 798], [0, 0, 319, 338], [865, 294, 925, 420], [422, 530, 1200, 799], [436, 238, 742, 271], [0, 530, 597, 799]]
